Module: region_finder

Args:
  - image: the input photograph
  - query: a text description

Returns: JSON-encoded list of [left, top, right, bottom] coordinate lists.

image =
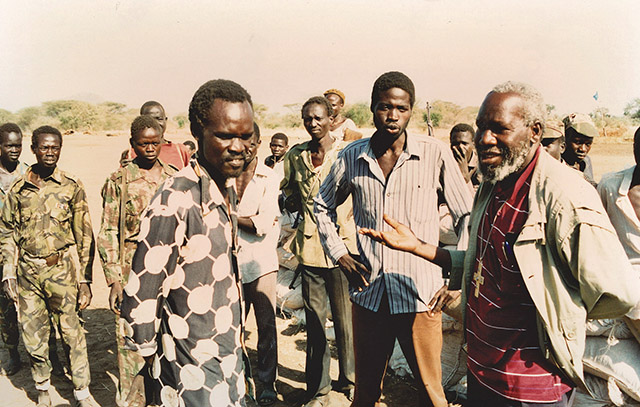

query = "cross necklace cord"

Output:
[[474, 197, 507, 298]]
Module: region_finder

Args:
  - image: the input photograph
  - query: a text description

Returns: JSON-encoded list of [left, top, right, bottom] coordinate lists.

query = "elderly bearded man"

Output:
[[359, 82, 639, 407]]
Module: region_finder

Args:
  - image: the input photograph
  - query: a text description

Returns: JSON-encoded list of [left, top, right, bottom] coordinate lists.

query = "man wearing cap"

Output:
[[562, 113, 598, 186], [541, 120, 565, 161], [323, 89, 362, 142]]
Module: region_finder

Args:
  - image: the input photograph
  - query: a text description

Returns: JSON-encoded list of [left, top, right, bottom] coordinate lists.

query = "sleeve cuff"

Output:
[[448, 249, 466, 290], [2, 264, 16, 281], [249, 214, 270, 237], [327, 243, 349, 265]]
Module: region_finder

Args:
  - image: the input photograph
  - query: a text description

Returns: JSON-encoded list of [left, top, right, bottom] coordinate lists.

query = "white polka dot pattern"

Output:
[[120, 162, 246, 406]]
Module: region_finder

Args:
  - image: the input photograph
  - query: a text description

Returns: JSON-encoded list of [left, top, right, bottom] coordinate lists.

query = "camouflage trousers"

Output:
[[115, 246, 145, 407], [115, 316, 145, 406], [0, 265, 19, 349], [0, 265, 60, 353], [17, 249, 90, 392]]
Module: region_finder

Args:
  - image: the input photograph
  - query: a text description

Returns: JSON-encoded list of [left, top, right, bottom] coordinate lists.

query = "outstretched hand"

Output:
[[359, 214, 420, 254]]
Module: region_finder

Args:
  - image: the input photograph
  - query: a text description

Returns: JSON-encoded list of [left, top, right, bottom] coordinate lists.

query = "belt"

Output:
[[22, 249, 65, 267], [44, 252, 60, 267]]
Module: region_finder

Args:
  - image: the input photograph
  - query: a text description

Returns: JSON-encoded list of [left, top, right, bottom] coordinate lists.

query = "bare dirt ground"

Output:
[[0, 127, 634, 406]]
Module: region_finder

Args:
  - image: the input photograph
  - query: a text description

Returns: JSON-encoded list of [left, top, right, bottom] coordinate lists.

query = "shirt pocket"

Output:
[[124, 198, 145, 235], [49, 204, 72, 237], [407, 183, 433, 225]]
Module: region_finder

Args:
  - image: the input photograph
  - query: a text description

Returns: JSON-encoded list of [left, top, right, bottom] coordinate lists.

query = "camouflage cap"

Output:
[[323, 88, 346, 104], [542, 120, 564, 140], [563, 113, 598, 138]]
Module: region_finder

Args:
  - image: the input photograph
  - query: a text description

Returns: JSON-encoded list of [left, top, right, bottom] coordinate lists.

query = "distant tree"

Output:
[[546, 104, 556, 115], [424, 111, 442, 128], [43, 100, 99, 130], [16, 106, 43, 131], [344, 103, 372, 127], [0, 108, 15, 124], [173, 114, 188, 129], [624, 98, 640, 120], [253, 103, 268, 123], [100, 101, 127, 115]]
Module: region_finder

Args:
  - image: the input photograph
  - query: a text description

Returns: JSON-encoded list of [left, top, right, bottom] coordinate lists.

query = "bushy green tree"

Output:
[[16, 107, 43, 131], [43, 100, 100, 130], [172, 113, 187, 129], [0, 109, 15, 124], [624, 98, 640, 121], [423, 111, 442, 128], [344, 103, 372, 127]]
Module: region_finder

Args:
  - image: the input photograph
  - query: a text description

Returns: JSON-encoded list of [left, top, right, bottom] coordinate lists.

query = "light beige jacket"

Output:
[[449, 150, 640, 390]]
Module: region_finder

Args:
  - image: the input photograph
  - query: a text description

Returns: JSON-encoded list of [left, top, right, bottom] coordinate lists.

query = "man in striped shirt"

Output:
[[314, 71, 473, 407], [359, 82, 639, 407]]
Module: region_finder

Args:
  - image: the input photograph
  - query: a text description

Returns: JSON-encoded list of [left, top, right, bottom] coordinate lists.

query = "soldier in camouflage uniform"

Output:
[[98, 116, 176, 407], [1, 125, 95, 407], [0, 123, 66, 378], [0, 122, 29, 375]]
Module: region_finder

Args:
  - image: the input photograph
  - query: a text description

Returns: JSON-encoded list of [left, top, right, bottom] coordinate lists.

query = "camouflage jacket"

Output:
[[0, 161, 29, 266], [1, 166, 95, 283], [98, 159, 176, 286]]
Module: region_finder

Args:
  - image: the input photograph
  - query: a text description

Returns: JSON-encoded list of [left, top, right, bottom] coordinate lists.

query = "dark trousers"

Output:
[[302, 265, 355, 399], [351, 295, 448, 407], [243, 271, 278, 387], [466, 373, 576, 407]]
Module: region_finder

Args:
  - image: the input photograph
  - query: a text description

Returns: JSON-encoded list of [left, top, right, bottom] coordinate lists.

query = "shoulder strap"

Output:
[[118, 167, 128, 269]]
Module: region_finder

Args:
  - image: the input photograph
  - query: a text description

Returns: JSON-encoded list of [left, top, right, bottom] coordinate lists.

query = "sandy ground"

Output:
[[0, 127, 634, 406]]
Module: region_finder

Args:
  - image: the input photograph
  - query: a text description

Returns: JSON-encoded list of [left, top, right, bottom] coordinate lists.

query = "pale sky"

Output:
[[1, 0, 638, 118]]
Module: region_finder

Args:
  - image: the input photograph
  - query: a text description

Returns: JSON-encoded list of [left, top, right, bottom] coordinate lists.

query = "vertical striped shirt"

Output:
[[314, 133, 473, 314]]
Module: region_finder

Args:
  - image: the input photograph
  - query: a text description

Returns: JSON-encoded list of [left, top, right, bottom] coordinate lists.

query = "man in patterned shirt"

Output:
[[121, 79, 255, 407], [98, 115, 177, 406], [1, 125, 95, 407]]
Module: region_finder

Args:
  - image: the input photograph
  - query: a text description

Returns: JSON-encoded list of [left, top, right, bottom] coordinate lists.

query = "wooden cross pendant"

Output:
[[473, 261, 484, 297]]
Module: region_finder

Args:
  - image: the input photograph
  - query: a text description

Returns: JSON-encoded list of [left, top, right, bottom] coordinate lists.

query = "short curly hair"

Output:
[[0, 123, 22, 142], [450, 123, 475, 137], [140, 101, 164, 115], [130, 115, 163, 138], [301, 96, 333, 118], [370, 71, 415, 112], [32, 125, 62, 146], [188, 79, 253, 140]]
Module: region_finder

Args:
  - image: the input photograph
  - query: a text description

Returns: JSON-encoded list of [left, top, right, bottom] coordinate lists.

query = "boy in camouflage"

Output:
[[0, 123, 65, 377], [98, 116, 176, 406], [1, 125, 95, 407]]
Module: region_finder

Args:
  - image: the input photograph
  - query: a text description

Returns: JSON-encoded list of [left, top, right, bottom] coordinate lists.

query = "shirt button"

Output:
[[386, 193, 390, 197]]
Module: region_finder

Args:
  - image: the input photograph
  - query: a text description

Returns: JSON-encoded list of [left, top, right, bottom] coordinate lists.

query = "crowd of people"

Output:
[[0, 71, 638, 407]]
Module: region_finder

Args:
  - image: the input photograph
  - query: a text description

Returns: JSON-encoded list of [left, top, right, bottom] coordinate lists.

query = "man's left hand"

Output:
[[427, 284, 461, 316], [78, 283, 92, 310]]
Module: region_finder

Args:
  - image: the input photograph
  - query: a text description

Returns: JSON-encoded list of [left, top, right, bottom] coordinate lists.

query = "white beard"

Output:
[[477, 139, 531, 183]]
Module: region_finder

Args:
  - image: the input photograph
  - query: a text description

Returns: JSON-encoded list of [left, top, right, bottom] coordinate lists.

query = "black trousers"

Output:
[[301, 265, 355, 399]]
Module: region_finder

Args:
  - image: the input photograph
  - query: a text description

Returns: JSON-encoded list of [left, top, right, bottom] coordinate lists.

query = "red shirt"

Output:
[[127, 140, 191, 169], [466, 147, 573, 402]]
